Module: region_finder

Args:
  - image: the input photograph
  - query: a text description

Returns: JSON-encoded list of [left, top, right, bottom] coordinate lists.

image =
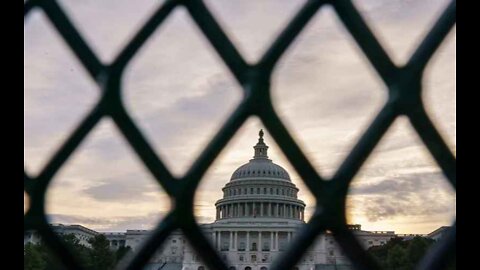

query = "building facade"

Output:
[[29, 131, 450, 269], [110, 131, 396, 270]]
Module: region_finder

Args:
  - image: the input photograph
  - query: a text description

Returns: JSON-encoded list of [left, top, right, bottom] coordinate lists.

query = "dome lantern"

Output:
[[253, 129, 269, 159], [229, 129, 291, 181]]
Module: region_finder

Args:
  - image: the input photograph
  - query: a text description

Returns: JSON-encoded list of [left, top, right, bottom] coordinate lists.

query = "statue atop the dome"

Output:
[[254, 129, 268, 159]]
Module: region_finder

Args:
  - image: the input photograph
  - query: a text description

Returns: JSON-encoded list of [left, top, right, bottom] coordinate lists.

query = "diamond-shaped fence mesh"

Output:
[[24, 0, 456, 270]]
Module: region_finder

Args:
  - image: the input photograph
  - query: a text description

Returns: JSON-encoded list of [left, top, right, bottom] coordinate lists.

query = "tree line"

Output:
[[25, 234, 456, 270], [366, 236, 455, 270], [24, 234, 132, 270]]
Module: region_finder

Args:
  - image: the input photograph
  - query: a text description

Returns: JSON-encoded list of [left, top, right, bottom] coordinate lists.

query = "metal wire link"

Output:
[[24, 0, 456, 269]]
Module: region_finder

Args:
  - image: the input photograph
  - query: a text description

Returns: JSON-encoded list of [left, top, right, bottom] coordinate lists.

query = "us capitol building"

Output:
[[26, 130, 421, 270]]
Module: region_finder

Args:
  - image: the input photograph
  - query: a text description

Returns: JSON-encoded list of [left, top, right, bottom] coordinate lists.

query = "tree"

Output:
[[367, 236, 455, 270], [60, 234, 91, 267], [406, 236, 434, 267], [24, 243, 46, 270], [387, 245, 408, 270], [87, 234, 116, 270]]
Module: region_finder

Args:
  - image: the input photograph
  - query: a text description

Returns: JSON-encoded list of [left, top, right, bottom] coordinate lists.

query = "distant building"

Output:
[[427, 226, 451, 242], [23, 131, 448, 270], [395, 233, 426, 241], [25, 223, 98, 247]]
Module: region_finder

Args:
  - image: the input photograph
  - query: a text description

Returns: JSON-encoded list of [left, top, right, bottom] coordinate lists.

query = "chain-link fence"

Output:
[[24, 0, 456, 269]]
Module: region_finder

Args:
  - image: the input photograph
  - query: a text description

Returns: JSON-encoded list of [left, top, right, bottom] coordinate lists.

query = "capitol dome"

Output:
[[231, 160, 290, 181], [214, 129, 305, 222], [230, 129, 290, 181]]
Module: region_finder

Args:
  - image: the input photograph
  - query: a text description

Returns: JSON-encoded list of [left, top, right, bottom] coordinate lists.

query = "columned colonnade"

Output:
[[216, 202, 305, 220], [211, 230, 294, 252]]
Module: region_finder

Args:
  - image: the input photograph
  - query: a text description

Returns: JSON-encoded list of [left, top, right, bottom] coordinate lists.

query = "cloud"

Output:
[[82, 175, 164, 203], [26, 0, 455, 234], [48, 211, 168, 231], [348, 171, 455, 222]]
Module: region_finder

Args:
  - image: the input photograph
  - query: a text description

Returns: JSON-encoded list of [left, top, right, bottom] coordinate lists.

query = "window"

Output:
[[257, 187, 260, 194], [239, 242, 245, 251], [270, 188, 273, 194], [221, 242, 229, 251], [262, 241, 270, 251], [263, 187, 266, 194], [239, 255, 244, 261], [172, 239, 176, 243], [252, 242, 257, 251], [251, 255, 257, 262], [198, 267, 205, 270], [251, 188, 254, 194]]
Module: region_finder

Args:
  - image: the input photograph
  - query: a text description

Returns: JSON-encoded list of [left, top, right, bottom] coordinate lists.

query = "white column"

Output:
[[269, 202, 272, 216], [259, 231, 262, 251], [284, 204, 287, 218], [234, 231, 238, 251], [218, 231, 221, 251], [230, 231, 233, 250], [270, 232, 274, 251], [275, 232, 279, 251], [246, 231, 250, 251], [288, 232, 291, 243], [260, 202, 263, 216], [212, 232, 216, 248]]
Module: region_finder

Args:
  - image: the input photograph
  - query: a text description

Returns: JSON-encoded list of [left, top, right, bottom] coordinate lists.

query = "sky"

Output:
[[25, 0, 455, 235]]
